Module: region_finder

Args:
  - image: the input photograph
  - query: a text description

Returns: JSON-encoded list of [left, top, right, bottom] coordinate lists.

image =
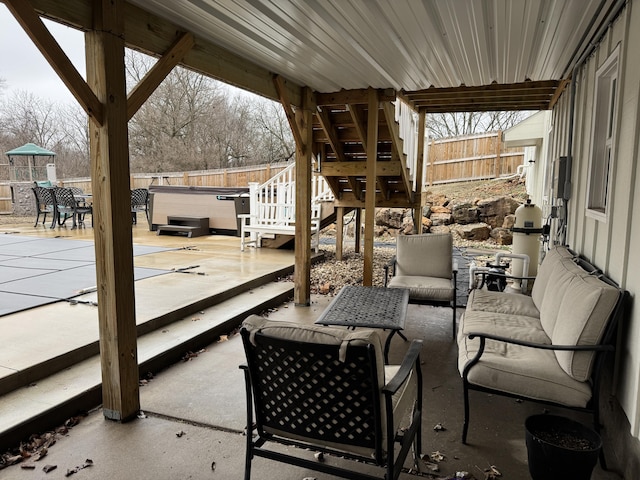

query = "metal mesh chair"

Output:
[[53, 187, 93, 229], [240, 315, 423, 480], [130, 188, 149, 224], [32, 185, 57, 228]]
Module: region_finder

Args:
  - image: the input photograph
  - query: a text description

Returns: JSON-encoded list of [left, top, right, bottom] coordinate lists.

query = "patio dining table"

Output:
[[315, 285, 409, 363]]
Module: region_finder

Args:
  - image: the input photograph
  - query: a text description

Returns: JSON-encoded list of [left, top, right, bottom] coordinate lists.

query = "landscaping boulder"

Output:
[[477, 196, 521, 228], [431, 205, 452, 214], [452, 202, 479, 224], [375, 208, 404, 229], [421, 216, 432, 233], [491, 227, 513, 245], [457, 223, 491, 241], [503, 214, 516, 229], [430, 212, 453, 226]]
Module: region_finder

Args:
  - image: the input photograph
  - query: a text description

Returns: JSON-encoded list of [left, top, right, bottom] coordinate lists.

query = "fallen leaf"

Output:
[[433, 422, 446, 431], [43, 464, 57, 473], [176, 431, 186, 438], [422, 460, 439, 472], [430, 450, 445, 462]]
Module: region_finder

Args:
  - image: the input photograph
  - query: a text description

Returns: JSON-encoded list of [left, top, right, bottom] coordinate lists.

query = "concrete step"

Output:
[[0, 266, 294, 398], [0, 281, 293, 450]]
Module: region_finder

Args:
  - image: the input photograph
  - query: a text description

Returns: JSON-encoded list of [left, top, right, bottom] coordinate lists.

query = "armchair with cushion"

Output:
[[384, 233, 458, 338], [239, 315, 423, 480]]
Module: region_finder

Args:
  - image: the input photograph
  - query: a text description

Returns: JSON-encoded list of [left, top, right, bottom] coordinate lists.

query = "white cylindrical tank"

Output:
[[512, 199, 543, 279]]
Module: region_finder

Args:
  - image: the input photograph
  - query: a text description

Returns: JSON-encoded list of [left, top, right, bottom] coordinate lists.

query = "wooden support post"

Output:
[[363, 89, 379, 286], [293, 87, 314, 306], [413, 110, 426, 233], [86, 0, 139, 421], [495, 130, 503, 178], [429, 140, 436, 186], [335, 206, 344, 261], [354, 208, 362, 253]]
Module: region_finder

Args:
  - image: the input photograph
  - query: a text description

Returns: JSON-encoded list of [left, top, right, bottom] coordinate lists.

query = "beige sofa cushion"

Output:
[[467, 289, 540, 318], [460, 310, 550, 345], [242, 315, 385, 373], [458, 336, 592, 407], [387, 275, 453, 302], [531, 246, 577, 308], [552, 275, 620, 381], [538, 256, 589, 336], [395, 233, 452, 279]]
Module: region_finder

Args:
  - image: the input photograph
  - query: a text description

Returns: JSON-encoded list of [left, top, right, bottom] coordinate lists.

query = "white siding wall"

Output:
[[543, 4, 640, 437]]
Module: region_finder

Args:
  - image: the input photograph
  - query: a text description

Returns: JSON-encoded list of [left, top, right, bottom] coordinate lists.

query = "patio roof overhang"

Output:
[[0, 0, 622, 423], [9, 0, 617, 111]]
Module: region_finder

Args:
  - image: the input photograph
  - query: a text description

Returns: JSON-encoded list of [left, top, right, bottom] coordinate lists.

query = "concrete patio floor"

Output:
[[0, 295, 621, 479], [0, 219, 622, 479]]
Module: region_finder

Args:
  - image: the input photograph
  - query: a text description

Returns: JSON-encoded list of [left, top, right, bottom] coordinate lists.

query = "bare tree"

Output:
[[0, 91, 62, 148], [252, 98, 295, 163], [1, 50, 296, 180], [127, 50, 227, 172], [55, 102, 91, 177], [426, 111, 533, 139]]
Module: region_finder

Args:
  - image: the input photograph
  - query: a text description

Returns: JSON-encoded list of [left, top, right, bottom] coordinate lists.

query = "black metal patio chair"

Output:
[[53, 187, 93, 229], [239, 315, 423, 480], [32, 185, 58, 228], [130, 188, 149, 224]]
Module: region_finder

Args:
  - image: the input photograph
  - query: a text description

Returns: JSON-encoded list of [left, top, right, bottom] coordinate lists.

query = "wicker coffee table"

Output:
[[315, 285, 409, 362]]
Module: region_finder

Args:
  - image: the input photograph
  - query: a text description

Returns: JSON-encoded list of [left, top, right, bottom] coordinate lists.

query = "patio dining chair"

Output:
[[130, 188, 149, 224], [53, 187, 93, 229], [32, 185, 58, 228], [384, 233, 458, 339], [240, 315, 423, 480]]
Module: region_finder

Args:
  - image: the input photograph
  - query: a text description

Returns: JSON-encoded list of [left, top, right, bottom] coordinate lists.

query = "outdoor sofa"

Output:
[[457, 245, 627, 450]]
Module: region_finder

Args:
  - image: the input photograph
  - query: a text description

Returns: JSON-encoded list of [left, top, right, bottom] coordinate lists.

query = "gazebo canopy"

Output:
[[5, 143, 56, 157]]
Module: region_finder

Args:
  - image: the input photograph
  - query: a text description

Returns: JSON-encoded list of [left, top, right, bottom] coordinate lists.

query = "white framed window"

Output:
[[586, 47, 619, 220]]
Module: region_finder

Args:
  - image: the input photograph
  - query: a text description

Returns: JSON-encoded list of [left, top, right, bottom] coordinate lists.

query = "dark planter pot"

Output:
[[525, 414, 602, 480]]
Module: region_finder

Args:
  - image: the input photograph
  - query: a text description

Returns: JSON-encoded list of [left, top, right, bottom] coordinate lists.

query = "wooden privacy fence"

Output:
[[426, 132, 524, 185], [1, 132, 526, 213], [0, 163, 290, 214]]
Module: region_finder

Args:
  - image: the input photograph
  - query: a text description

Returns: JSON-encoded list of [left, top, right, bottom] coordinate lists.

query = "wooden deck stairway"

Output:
[[314, 93, 421, 208], [240, 96, 422, 250]]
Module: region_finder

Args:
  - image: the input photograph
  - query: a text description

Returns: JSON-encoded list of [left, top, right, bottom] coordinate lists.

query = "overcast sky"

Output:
[[0, 4, 86, 105]]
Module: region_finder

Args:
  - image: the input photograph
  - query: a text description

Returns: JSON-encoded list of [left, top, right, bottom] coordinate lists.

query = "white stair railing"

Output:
[[394, 98, 421, 190], [241, 163, 334, 249]]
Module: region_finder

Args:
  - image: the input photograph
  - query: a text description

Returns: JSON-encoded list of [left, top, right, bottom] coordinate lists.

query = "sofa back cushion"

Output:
[[552, 275, 620, 381], [532, 246, 576, 308], [537, 257, 587, 335], [396, 233, 452, 279]]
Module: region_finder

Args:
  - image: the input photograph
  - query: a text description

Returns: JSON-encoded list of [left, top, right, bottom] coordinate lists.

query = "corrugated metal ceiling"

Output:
[[129, 0, 614, 95]]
